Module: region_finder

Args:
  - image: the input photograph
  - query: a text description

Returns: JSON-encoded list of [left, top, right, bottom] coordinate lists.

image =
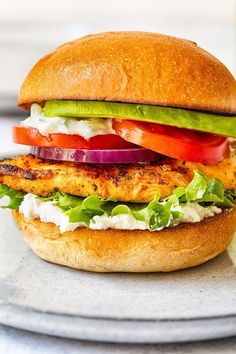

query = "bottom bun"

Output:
[[13, 208, 236, 272]]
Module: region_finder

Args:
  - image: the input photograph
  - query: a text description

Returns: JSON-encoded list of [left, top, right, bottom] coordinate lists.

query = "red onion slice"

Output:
[[31, 147, 160, 164]]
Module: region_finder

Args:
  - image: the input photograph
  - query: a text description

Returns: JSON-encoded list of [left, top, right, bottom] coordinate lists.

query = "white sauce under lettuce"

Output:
[[21, 103, 115, 139], [19, 193, 222, 233]]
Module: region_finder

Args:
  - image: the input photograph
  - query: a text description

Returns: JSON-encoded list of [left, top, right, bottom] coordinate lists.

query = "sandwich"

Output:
[[0, 31, 235, 272]]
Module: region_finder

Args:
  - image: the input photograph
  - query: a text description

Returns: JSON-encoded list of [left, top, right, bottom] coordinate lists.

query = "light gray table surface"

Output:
[[1, 116, 236, 352]]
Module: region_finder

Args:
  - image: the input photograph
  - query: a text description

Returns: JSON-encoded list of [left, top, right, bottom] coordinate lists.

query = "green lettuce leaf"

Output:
[[178, 170, 234, 207], [0, 169, 235, 230], [0, 184, 24, 209]]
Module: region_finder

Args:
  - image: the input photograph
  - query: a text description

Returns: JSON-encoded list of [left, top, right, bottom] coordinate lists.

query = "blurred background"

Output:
[[0, 0, 235, 153]]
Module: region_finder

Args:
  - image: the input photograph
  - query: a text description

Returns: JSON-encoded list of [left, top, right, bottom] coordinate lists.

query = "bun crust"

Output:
[[13, 208, 236, 272], [18, 32, 236, 114]]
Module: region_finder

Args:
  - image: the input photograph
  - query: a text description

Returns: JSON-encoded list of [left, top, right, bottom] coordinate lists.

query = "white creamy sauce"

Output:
[[21, 103, 115, 139], [177, 203, 222, 223], [19, 194, 222, 233], [90, 214, 148, 231], [19, 194, 85, 232]]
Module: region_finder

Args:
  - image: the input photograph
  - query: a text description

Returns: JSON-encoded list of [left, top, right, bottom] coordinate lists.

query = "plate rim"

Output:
[[1, 301, 236, 343]]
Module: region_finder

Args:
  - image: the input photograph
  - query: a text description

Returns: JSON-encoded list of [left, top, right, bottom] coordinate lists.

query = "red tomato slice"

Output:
[[112, 120, 229, 164], [12, 126, 137, 150]]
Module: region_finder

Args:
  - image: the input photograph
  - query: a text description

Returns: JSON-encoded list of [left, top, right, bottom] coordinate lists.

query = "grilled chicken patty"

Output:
[[0, 141, 235, 203]]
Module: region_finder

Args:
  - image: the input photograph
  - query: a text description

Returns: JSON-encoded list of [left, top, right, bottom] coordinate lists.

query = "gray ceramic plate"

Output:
[[0, 208, 236, 343]]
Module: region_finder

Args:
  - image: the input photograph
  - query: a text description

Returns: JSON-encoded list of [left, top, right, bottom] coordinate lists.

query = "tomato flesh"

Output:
[[12, 126, 137, 150], [112, 120, 229, 164], [13, 122, 229, 164]]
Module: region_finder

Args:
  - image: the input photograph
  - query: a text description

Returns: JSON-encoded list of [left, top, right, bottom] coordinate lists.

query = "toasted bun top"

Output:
[[18, 31, 236, 114]]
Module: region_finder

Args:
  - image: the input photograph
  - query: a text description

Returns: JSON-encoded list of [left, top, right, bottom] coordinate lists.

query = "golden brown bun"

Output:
[[18, 32, 236, 114], [13, 208, 236, 272]]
